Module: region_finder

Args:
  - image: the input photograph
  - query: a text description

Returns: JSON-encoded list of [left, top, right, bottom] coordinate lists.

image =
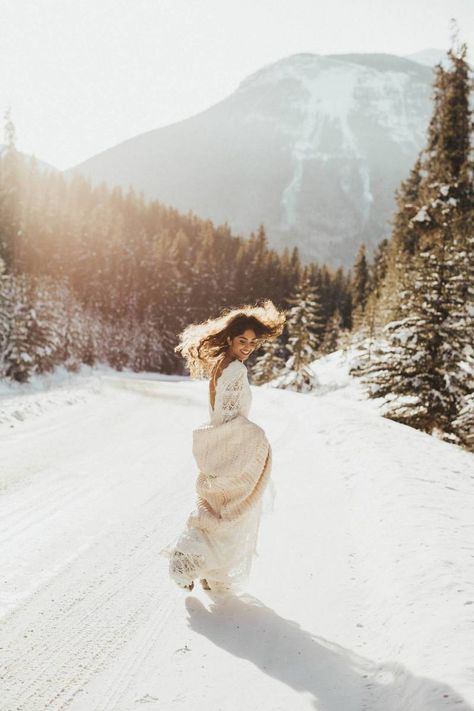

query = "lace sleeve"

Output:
[[221, 367, 246, 423]]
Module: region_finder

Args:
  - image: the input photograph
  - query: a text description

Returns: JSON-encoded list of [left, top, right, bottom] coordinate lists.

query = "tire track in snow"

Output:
[[1, 383, 196, 710], [1, 519, 174, 710]]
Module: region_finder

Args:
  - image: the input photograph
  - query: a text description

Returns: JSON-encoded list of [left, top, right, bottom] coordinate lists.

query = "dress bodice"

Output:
[[208, 359, 252, 425]]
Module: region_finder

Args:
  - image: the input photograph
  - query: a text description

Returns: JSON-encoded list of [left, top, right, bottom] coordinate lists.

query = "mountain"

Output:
[[405, 48, 448, 67], [68, 53, 434, 268]]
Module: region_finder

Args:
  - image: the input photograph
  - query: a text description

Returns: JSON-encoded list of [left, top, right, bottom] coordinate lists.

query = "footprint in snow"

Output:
[[174, 644, 192, 654], [135, 693, 160, 704]]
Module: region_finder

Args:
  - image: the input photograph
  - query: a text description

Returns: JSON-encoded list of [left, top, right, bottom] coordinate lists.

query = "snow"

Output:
[[0, 365, 100, 426], [280, 61, 364, 229], [272, 56, 421, 230], [1, 349, 473, 710], [412, 206, 431, 223]]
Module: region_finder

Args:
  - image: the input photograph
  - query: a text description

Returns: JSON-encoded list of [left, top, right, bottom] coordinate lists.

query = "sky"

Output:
[[1, 0, 473, 170]]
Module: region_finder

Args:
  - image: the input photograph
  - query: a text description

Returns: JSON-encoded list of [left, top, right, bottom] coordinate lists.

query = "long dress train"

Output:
[[160, 358, 273, 591]]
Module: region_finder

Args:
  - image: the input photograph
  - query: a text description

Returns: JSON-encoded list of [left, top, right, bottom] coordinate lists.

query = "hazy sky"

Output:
[[1, 0, 473, 170]]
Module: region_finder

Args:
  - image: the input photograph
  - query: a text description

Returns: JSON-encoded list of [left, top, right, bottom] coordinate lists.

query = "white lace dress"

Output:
[[160, 359, 273, 591]]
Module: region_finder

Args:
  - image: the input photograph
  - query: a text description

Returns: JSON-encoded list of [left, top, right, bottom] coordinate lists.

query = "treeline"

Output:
[[0, 113, 353, 379]]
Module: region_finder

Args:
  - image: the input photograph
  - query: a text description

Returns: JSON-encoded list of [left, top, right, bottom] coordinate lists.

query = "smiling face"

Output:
[[227, 328, 258, 362]]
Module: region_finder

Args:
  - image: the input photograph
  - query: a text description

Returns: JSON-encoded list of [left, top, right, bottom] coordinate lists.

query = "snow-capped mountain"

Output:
[[68, 53, 434, 268], [405, 48, 448, 67]]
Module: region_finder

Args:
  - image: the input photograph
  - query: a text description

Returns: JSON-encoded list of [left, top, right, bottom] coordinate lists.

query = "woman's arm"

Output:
[[221, 365, 246, 423]]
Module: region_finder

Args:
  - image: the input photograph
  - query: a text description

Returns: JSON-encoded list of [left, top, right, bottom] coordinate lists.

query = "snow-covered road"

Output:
[[1, 358, 473, 711]]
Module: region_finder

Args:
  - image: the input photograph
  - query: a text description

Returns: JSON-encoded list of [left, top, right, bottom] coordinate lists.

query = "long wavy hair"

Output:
[[175, 299, 287, 378]]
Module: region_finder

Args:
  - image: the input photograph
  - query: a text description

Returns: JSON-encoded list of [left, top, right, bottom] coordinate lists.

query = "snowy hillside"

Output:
[[1, 352, 473, 710], [67, 53, 434, 268]]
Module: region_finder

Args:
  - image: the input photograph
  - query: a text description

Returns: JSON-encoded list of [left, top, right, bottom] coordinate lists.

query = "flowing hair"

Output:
[[175, 299, 287, 378]]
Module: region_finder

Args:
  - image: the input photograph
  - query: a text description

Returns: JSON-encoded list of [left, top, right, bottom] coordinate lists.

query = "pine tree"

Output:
[[0, 257, 13, 375], [250, 337, 286, 385], [351, 245, 460, 433], [449, 205, 474, 448], [138, 304, 164, 372], [320, 308, 343, 355], [3, 276, 34, 382], [55, 280, 91, 372], [452, 393, 474, 451], [351, 243, 369, 318], [369, 238, 390, 296], [350, 242, 376, 346], [31, 277, 68, 374], [274, 274, 322, 392], [391, 156, 423, 255]]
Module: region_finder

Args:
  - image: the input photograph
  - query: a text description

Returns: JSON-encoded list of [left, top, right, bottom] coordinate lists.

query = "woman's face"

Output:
[[228, 328, 258, 362]]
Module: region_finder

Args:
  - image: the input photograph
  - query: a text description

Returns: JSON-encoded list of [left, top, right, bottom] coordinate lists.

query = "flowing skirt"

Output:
[[160, 414, 272, 590]]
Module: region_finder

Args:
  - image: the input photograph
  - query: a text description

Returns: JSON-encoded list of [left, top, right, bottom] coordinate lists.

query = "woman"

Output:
[[160, 299, 286, 595]]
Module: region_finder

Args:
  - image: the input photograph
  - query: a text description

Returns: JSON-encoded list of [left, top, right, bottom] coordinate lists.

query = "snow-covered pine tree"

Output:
[[1, 272, 67, 380], [274, 273, 323, 392], [3, 276, 35, 382], [29, 277, 67, 374], [250, 337, 286, 385], [55, 280, 94, 372], [364, 238, 392, 340], [406, 40, 474, 441], [135, 304, 164, 372], [447, 205, 474, 449], [0, 257, 13, 375], [348, 242, 378, 358], [320, 308, 343, 355], [351, 244, 459, 432], [452, 393, 474, 451], [368, 238, 390, 298], [154, 232, 189, 374], [392, 156, 424, 256], [354, 162, 424, 358], [81, 308, 103, 367], [105, 315, 133, 371], [351, 40, 474, 445], [351, 243, 369, 326]]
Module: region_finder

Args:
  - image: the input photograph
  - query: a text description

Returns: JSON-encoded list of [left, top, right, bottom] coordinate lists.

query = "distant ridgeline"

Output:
[[0, 42, 472, 453]]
